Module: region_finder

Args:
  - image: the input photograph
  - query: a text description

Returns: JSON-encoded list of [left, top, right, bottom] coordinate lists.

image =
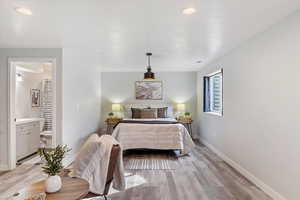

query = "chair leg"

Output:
[[82, 194, 111, 200], [104, 195, 111, 200]]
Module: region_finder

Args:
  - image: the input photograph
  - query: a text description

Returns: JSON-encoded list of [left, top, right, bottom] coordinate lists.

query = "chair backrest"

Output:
[[103, 144, 120, 195]]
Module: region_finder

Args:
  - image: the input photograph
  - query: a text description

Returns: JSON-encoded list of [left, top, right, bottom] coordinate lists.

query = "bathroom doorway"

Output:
[[8, 58, 57, 169]]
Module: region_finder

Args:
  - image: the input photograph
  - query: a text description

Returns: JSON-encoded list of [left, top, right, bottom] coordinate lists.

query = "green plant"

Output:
[[38, 145, 71, 176], [108, 112, 114, 117], [184, 112, 191, 117]]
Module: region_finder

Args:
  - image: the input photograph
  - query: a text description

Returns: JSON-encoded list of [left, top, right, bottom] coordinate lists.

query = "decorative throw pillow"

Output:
[[131, 108, 141, 118], [140, 108, 158, 119], [157, 107, 168, 118]]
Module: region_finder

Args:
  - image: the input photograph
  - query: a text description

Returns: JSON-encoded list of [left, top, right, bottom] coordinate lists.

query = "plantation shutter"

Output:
[[203, 69, 223, 115], [210, 73, 222, 112]]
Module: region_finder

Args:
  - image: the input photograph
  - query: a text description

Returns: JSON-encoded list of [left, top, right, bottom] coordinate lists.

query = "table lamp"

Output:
[[112, 104, 121, 112], [177, 104, 186, 113], [112, 104, 121, 118]]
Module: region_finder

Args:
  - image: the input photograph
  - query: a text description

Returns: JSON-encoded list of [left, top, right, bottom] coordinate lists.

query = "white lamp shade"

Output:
[[112, 104, 121, 112], [177, 104, 186, 112]]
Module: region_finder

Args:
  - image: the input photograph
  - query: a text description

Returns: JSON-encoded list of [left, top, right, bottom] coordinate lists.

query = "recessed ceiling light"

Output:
[[15, 7, 32, 16], [182, 8, 196, 15]]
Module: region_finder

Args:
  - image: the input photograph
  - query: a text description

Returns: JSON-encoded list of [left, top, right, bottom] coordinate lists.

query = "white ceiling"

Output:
[[1, 0, 300, 71]]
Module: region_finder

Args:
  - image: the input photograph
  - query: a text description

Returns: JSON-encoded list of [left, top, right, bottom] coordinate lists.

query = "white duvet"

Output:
[[112, 119, 195, 155]]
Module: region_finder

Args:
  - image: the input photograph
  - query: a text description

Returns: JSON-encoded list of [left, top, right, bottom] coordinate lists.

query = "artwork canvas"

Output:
[[135, 81, 163, 100], [31, 89, 41, 107]]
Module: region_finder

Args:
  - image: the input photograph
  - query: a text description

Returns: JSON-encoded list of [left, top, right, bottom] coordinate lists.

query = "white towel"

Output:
[[70, 134, 125, 194]]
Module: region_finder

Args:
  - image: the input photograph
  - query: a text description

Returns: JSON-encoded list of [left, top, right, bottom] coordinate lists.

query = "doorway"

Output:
[[8, 58, 57, 169]]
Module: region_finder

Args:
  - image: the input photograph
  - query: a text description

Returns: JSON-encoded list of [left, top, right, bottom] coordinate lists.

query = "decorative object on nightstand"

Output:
[[177, 116, 193, 139], [108, 112, 114, 118], [105, 117, 123, 135], [184, 112, 191, 118]]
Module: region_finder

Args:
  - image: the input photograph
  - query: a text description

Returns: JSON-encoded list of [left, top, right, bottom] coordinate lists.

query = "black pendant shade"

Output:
[[144, 52, 155, 80]]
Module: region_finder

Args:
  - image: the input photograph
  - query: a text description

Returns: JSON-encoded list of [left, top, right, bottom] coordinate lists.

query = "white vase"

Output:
[[45, 175, 62, 193]]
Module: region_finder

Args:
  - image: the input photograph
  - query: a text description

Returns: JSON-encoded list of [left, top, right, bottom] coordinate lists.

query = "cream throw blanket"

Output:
[[70, 134, 125, 194]]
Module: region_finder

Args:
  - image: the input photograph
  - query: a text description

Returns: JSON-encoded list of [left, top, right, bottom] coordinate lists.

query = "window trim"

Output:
[[206, 69, 222, 77], [204, 111, 223, 117], [203, 69, 223, 116]]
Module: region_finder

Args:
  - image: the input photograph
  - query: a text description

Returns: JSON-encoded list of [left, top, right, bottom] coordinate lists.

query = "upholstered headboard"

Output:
[[123, 103, 174, 118]]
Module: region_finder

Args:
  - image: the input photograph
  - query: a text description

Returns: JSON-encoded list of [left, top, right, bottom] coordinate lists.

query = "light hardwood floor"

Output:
[[0, 142, 272, 200]]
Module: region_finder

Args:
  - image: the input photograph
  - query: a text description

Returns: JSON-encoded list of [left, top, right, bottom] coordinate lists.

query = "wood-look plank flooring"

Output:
[[0, 142, 272, 200]]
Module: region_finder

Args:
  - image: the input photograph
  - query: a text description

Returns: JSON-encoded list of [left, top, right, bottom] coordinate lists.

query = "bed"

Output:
[[111, 104, 195, 155]]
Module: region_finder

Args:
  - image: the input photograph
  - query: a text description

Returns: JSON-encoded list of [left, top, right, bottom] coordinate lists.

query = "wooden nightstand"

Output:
[[105, 118, 123, 135], [177, 117, 194, 139]]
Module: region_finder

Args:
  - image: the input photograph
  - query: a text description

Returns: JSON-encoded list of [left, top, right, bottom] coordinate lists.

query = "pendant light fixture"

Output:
[[144, 52, 155, 80]]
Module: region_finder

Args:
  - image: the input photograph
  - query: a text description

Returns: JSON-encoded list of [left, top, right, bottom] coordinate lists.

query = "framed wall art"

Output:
[[135, 81, 163, 100], [31, 89, 41, 107]]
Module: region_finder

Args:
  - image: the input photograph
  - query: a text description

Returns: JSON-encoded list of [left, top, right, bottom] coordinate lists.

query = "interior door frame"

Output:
[[8, 57, 57, 170]]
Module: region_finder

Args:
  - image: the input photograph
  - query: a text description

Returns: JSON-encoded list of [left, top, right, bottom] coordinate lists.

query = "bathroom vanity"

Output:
[[16, 118, 44, 160]]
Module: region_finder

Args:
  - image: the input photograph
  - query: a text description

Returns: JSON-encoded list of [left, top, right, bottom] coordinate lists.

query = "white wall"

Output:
[[62, 48, 102, 163], [15, 70, 51, 119], [0, 48, 63, 169], [197, 11, 300, 200], [101, 72, 198, 134], [0, 47, 102, 168]]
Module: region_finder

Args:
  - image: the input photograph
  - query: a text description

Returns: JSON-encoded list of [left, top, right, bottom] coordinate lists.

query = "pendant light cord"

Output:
[[148, 54, 151, 67]]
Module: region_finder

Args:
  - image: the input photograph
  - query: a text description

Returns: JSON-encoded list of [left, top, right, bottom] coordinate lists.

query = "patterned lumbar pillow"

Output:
[[140, 108, 158, 119], [157, 107, 168, 118], [131, 108, 142, 118]]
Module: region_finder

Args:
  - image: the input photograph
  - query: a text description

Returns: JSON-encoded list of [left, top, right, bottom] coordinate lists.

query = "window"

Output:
[[203, 69, 223, 116]]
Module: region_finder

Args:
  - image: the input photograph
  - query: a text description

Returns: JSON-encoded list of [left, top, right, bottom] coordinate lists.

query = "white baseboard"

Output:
[[63, 153, 76, 168], [200, 138, 286, 200], [0, 164, 9, 171]]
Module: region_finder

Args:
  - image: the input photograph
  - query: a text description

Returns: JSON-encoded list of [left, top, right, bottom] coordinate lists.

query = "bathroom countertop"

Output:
[[16, 117, 44, 125]]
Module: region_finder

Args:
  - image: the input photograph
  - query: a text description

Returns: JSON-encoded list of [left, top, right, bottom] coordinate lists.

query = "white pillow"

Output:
[[123, 105, 131, 118], [166, 106, 174, 118]]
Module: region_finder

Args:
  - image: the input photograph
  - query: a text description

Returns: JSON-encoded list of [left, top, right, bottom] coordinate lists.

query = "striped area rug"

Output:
[[124, 150, 179, 170]]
